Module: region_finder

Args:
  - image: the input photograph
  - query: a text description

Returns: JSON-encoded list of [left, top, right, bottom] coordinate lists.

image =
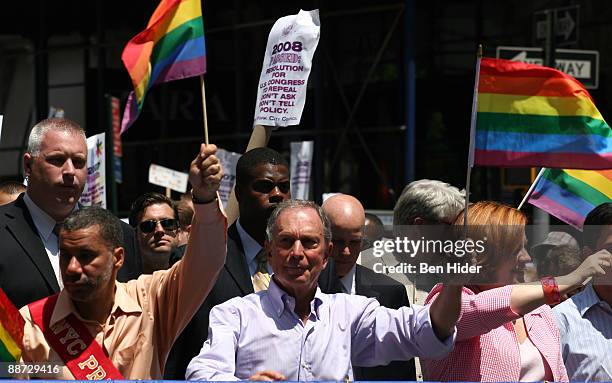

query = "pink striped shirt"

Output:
[[422, 285, 568, 382]]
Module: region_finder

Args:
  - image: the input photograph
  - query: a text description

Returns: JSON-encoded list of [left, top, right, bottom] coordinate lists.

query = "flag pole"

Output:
[[199, 75, 209, 145], [464, 44, 483, 230], [518, 167, 546, 210]]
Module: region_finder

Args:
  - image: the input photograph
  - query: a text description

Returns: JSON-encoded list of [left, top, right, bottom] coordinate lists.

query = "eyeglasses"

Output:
[[252, 180, 290, 194], [138, 218, 178, 233]]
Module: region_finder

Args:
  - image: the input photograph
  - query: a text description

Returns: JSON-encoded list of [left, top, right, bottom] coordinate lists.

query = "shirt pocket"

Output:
[[113, 332, 147, 366]]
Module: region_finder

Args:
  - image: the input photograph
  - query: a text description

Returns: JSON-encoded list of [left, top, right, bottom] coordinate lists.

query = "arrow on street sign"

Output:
[[534, 5, 579, 47], [496, 46, 599, 89]]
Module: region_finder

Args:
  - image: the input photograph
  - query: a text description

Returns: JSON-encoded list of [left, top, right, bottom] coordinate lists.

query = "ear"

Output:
[[23, 153, 33, 177], [264, 240, 272, 260], [113, 247, 125, 270], [234, 183, 242, 203], [185, 224, 192, 234], [322, 241, 332, 269]]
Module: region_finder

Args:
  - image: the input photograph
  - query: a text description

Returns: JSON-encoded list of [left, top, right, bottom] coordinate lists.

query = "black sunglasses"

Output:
[[252, 180, 290, 194], [139, 218, 178, 233]]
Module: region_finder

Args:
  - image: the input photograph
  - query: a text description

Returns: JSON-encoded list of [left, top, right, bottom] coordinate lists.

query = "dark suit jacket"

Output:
[[164, 222, 341, 379], [0, 194, 142, 309], [321, 264, 417, 381]]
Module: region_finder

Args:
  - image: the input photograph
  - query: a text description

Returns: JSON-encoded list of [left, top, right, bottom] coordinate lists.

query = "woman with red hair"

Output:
[[423, 201, 611, 382]]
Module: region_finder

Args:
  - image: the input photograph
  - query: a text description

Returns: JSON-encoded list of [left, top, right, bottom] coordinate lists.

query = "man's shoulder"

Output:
[[358, 264, 403, 284], [0, 197, 26, 222]]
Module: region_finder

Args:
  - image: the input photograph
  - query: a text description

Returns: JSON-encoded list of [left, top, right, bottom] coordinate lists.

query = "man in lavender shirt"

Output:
[[186, 200, 462, 381]]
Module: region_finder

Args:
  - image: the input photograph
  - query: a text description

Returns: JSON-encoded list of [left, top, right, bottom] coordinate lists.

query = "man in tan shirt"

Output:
[[19, 143, 226, 380]]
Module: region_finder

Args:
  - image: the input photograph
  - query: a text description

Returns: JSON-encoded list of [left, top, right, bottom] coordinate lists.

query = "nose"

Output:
[[65, 256, 82, 275], [62, 159, 76, 183], [518, 248, 532, 264], [154, 221, 166, 235], [269, 186, 285, 203], [290, 240, 305, 258]]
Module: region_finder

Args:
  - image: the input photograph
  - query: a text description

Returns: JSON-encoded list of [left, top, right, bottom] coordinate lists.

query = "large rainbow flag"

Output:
[[528, 168, 612, 229], [475, 57, 612, 169], [121, 0, 206, 134], [0, 288, 24, 362]]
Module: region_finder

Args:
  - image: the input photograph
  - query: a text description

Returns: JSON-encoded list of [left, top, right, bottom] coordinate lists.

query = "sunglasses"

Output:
[[252, 180, 290, 194], [139, 218, 178, 233]]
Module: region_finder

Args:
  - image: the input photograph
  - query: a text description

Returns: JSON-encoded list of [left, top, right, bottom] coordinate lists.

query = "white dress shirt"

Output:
[[23, 193, 63, 288], [339, 264, 357, 294]]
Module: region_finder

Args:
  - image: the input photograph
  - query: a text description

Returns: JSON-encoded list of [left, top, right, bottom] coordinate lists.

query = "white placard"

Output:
[[217, 148, 241, 208], [253, 9, 320, 127], [0, 115, 3, 142], [79, 133, 106, 208], [148, 164, 189, 193], [290, 141, 314, 200]]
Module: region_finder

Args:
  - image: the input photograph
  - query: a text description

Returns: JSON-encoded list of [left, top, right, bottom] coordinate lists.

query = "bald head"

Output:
[[323, 194, 365, 228], [322, 194, 365, 277]]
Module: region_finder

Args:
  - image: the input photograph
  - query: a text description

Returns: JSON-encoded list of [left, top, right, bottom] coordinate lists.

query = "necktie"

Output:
[[252, 249, 270, 292]]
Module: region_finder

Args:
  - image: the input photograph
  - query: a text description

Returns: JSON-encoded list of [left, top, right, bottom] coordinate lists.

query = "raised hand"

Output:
[[189, 144, 223, 203]]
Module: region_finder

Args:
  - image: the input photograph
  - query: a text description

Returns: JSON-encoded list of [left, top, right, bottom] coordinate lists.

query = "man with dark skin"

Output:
[[19, 143, 226, 380], [164, 147, 291, 379]]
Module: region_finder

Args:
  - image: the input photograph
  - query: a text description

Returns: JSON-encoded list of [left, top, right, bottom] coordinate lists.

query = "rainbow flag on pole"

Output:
[[0, 288, 24, 362], [528, 168, 612, 229], [474, 57, 612, 169], [121, 0, 206, 134]]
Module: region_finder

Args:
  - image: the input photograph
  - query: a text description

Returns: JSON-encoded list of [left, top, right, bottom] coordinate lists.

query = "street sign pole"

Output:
[[534, 10, 553, 244]]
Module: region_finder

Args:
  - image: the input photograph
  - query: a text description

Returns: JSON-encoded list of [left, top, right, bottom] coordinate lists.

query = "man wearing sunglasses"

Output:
[[129, 192, 180, 273], [165, 147, 292, 379]]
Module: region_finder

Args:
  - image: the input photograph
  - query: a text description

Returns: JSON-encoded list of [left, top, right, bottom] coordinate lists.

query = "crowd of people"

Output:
[[0, 117, 610, 381]]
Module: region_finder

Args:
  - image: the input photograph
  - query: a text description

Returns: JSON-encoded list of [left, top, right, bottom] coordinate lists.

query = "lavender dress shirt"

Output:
[[186, 278, 455, 381]]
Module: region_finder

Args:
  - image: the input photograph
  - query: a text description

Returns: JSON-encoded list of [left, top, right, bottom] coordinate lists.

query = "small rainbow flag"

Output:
[[528, 168, 612, 229], [121, 0, 206, 134], [475, 57, 612, 169], [0, 288, 25, 362]]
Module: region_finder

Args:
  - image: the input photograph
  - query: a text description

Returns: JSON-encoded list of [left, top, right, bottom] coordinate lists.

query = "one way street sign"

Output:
[[496, 46, 599, 89]]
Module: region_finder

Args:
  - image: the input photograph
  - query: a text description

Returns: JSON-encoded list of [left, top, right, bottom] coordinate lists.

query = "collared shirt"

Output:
[[185, 278, 455, 381], [554, 284, 612, 381], [23, 192, 63, 288], [339, 263, 356, 294], [19, 201, 227, 380], [423, 285, 567, 382], [236, 219, 271, 276]]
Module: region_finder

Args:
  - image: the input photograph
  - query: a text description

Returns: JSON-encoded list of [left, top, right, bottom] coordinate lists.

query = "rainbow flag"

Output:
[[475, 57, 612, 169], [121, 0, 206, 134], [528, 168, 612, 229], [0, 287, 24, 362]]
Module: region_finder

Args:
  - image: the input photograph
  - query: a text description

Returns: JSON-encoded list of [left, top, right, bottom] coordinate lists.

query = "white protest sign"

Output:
[[290, 141, 314, 200], [0, 115, 3, 142], [254, 9, 320, 127], [79, 133, 106, 208], [217, 148, 241, 208], [148, 164, 189, 193]]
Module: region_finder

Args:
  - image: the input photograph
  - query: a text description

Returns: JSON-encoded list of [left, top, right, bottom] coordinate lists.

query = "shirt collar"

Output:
[[267, 278, 324, 320], [23, 192, 57, 241], [236, 219, 263, 264], [50, 281, 142, 327], [573, 283, 606, 317]]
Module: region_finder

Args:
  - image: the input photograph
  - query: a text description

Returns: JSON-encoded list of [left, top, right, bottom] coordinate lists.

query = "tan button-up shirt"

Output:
[[19, 200, 227, 380]]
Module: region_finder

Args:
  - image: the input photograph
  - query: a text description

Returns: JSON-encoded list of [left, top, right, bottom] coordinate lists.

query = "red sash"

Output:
[[28, 294, 124, 380]]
